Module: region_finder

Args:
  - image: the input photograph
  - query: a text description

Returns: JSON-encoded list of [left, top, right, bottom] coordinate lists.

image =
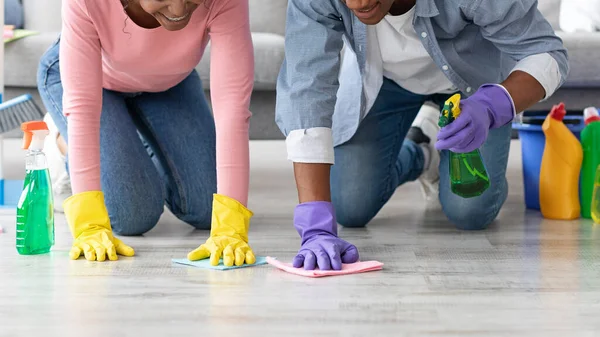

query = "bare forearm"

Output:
[[293, 163, 332, 203], [501, 70, 546, 113]]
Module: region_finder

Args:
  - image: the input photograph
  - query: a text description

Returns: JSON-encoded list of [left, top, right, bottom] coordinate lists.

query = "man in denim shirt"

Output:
[[276, 0, 568, 270]]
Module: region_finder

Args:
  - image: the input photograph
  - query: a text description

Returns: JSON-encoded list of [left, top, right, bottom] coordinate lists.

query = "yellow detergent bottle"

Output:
[[539, 103, 583, 220]]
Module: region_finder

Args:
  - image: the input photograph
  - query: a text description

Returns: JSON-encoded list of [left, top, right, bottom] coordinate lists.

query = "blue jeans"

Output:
[[37, 38, 217, 235], [331, 78, 511, 230]]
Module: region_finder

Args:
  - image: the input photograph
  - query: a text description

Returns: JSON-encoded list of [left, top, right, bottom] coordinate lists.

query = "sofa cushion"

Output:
[[196, 32, 285, 91], [6, 31, 284, 90], [249, 0, 287, 36], [559, 0, 600, 32], [22, 0, 62, 32], [251, 33, 286, 89], [537, 0, 561, 30], [4, 32, 60, 87], [558, 32, 600, 87]]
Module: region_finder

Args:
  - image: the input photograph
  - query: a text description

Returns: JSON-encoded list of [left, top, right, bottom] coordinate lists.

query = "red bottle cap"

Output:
[[584, 107, 600, 125], [550, 103, 566, 121]]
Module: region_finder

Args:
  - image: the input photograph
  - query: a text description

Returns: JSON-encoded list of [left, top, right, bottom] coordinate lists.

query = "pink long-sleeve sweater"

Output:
[[60, 0, 253, 205]]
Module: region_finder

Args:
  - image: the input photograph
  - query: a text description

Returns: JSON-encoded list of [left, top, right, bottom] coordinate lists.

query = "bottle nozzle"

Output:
[[584, 107, 600, 125], [21, 121, 49, 150], [550, 103, 567, 121]]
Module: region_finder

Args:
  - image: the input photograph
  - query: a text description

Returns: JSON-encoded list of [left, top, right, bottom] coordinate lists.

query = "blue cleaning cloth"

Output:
[[172, 256, 269, 270]]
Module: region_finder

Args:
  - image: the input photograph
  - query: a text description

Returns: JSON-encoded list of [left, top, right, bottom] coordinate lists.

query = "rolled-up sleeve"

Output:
[[470, 0, 569, 92], [510, 53, 562, 99], [275, 0, 345, 164]]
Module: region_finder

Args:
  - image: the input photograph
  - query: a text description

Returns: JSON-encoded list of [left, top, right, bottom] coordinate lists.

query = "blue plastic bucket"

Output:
[[513, 115, 585, 210], [3, 180, 24, 206]]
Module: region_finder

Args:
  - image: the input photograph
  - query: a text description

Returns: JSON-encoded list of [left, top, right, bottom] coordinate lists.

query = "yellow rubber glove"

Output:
[[187, 194, 255, 266], [63, 191, 135, 261]]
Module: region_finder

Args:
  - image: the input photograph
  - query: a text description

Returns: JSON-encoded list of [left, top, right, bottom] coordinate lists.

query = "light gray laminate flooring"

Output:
[[1, 141, 600, 336]]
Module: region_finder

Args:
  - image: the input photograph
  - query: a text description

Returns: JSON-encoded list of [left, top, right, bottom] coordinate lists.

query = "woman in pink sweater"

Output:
[[37, 0, 255, 264]]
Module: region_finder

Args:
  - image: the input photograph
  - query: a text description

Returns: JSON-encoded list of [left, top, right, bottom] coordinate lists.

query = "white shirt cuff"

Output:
[[286, 127, 335, 164], [510, 53, 562, 100]]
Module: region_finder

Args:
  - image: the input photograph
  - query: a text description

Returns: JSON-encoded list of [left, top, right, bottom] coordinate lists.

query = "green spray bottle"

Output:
[[582, 107, 600, 219], [439, 94, 490, 198], [16, 121, 55, 255]]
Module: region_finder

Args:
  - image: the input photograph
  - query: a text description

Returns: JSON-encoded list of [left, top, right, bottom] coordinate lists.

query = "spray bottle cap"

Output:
[[21, 121, 49, 151], [549, 103, 567, 121], [584, 107, 600, 125]]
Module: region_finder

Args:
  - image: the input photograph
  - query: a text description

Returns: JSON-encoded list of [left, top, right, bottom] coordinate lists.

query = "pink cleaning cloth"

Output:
[[266, 256, 383, 278]]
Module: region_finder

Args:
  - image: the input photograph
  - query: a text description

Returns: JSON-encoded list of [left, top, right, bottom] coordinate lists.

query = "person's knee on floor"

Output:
[[440, 183, 507, 230], [109, 206, 163, 236], [167, 188, 213, 230], [171, 202, 212, 231], [107, 190, 164, 236], [442, 203, 497, 230], [335, 207, 375, 228], [332, 187, 380, 228]]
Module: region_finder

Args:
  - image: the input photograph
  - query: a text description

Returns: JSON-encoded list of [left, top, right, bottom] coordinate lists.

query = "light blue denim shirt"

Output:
[[276, 0, 569, 163]]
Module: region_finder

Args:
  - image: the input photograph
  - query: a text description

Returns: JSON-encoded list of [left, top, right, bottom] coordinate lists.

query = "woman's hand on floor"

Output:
[[188, 236, 255, 267], [70, 230, 134, 261], [64, 191, 135, 261], [187, 194, 255, 266]]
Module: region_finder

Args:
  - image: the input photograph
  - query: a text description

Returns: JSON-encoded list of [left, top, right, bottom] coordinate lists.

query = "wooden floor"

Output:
[[1, 141, 600, 336]]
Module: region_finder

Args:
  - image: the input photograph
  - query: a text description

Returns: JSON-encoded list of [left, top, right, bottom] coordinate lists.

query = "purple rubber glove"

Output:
[[436, 84, 515, 153], [293, 201, 359, 270]]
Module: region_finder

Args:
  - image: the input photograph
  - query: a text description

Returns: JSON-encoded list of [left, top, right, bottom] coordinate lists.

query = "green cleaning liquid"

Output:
[[449, 150, 490, 198], [440, 94, 490, 198], [580, 107, 600, 219], [591, 165, 600, 224], [16, 121, 55, 255], [16, 168, 55, 254]]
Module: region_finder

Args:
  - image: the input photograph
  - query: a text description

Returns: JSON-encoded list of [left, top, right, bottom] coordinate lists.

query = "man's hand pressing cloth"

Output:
[[293, 201, 359, 270]]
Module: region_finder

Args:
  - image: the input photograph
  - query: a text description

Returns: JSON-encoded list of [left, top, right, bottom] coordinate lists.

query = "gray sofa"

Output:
[[4, 0, 599, 139], [4, 0, 287, 139], [534, 0, 600, 112]]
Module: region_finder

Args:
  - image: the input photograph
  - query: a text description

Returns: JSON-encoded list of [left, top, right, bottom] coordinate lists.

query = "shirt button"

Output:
[[466, 87, 472, 93], [442, 65, 449, 71], [421, 32, 427, 38]]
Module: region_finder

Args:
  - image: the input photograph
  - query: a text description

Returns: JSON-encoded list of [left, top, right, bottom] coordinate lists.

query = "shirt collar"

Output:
[[414, 0, 440, 17]]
